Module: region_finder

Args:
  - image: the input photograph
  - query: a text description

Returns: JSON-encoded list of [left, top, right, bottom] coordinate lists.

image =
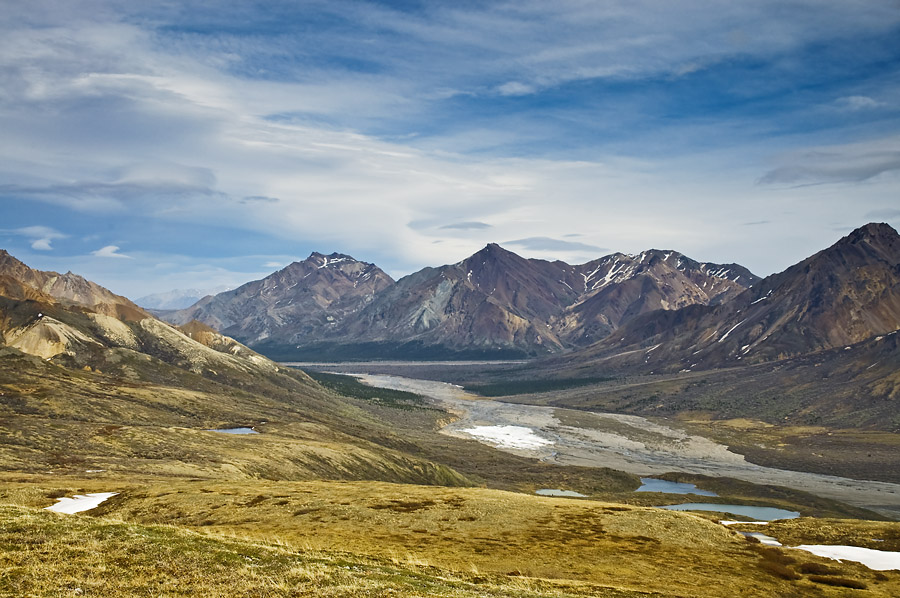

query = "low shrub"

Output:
[[753, 545, 796, 566], [808, 575, 867, 589], [798, 561, 841, 575], [759, 560, 801, 580]]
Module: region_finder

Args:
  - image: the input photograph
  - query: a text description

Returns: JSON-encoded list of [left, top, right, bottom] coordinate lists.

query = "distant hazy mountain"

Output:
[[136, 286, 232, 310], [553, 222, 900, 374]]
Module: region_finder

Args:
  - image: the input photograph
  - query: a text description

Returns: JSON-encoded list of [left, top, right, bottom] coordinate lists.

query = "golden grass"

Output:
[[0, 505, 655, 598], [5, 477, 897, 597]]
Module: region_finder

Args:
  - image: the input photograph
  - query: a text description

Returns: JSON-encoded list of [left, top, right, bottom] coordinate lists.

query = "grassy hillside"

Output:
[[0, 505, 645, 598]]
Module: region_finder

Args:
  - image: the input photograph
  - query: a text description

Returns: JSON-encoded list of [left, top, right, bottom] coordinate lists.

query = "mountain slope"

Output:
[[333, 244, 577, 354], [0, 250, 473, 486], [167, 252, 394, 345], [556, 250, 757, 345], [0, 250, 147, 321], [202, 244, 755, 358]]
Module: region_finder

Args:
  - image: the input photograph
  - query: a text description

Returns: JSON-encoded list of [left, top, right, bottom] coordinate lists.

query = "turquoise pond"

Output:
[[660, 503, 799, 521], [635, 478, 718, 496]]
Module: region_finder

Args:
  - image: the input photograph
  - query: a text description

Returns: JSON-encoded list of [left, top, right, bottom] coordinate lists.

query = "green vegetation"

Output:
[[305, 371, 427, 409], [255, 340, 533, 362], [465, 377, 615, 397]]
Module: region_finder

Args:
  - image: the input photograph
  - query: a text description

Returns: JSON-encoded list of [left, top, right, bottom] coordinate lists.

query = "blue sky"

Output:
[[1, 0, 899, 297]]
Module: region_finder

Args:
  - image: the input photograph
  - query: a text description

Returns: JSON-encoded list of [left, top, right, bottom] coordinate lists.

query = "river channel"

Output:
[[351, 373, 900, 519]]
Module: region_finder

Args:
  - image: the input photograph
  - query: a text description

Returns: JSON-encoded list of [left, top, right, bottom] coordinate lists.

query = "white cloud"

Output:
[[91, 245, 131, 259], [758, 136, 900, 185], [834, 95, 886, 111], [2, 226, 67, 251], [497, 81, 536, 96]]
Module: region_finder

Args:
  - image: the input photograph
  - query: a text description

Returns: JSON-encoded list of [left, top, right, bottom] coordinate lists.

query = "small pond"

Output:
[[635, 478, 717, 496], [660, 503, 799, 521], [535, 489, 587, 498], [208, 427, 259, 435]]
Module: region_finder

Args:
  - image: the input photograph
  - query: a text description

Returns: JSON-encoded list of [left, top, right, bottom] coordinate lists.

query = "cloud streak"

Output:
[[758, 137, 900, 185], [504, 237, 608, 253]]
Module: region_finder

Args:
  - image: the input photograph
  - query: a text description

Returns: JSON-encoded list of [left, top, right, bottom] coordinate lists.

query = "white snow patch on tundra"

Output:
[[45, 492, 118, 514]]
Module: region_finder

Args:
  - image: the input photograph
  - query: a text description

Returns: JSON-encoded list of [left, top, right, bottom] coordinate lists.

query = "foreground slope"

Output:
[[5, 480, 898, 597], [0, 250, 640, 493]]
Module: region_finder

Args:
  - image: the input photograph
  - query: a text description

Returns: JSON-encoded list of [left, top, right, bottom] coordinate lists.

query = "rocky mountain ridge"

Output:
[[0, 249, 147, 321], [552, 222, 900, 374]]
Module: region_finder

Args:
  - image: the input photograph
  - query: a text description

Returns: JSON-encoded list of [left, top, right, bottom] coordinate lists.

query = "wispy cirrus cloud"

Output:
[[834, 95, 887, 111], [440, 222, 493, 231]]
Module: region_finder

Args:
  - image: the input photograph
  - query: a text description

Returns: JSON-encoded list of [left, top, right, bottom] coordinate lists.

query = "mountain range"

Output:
[[163, 243, 757, 359]]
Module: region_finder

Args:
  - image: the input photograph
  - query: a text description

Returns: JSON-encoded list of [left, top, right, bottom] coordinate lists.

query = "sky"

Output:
[[1, 0, 899, 298]]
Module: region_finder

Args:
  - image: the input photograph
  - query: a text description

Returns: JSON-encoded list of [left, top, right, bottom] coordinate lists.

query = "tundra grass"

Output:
[[0, 505, 650, 598], [4, 477, 898, 597]]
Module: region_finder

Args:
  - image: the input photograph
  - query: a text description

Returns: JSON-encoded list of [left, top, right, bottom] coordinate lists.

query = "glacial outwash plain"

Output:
[[1, 223, 900, 597]]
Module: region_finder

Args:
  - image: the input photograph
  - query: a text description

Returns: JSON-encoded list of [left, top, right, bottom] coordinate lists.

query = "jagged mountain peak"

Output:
[[572, 223, 900, 373], [849, 221, 898, 241], [466, 242, 520, 262], [307, 251, 358, 263], [826, 222, 899, 260]]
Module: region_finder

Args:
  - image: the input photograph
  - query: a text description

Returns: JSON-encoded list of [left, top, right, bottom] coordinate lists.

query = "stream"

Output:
[[353, 373, 900, 519]]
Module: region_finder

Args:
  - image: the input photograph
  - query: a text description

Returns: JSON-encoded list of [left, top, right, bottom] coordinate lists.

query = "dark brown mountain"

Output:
[[164, 243, 757, 359], [556, 250, 757, 345], [166, 252, 394, 345], [554, 223, 900, 374], [333, 243, 577, 354]]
